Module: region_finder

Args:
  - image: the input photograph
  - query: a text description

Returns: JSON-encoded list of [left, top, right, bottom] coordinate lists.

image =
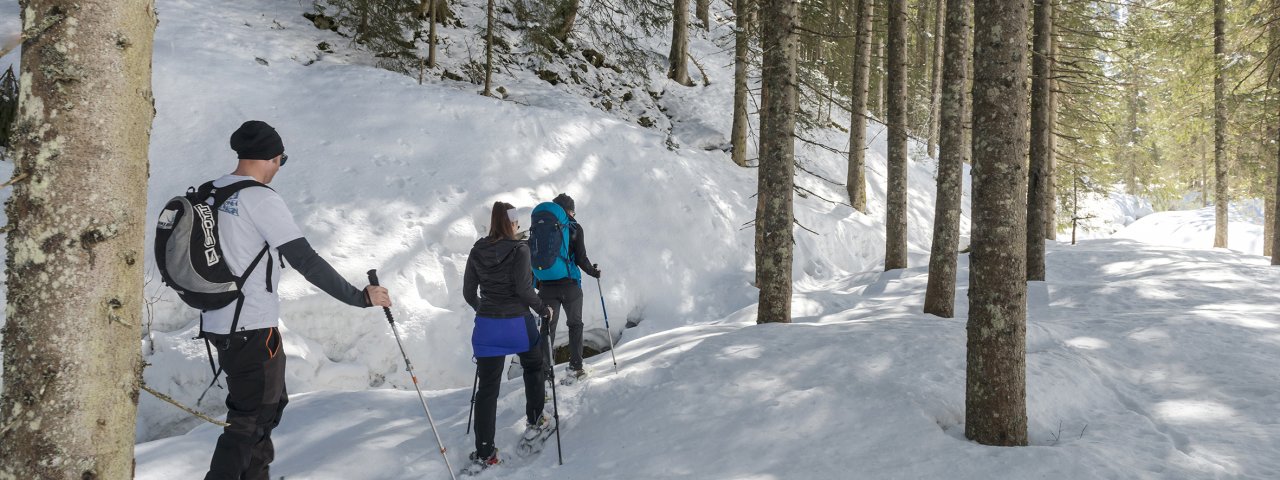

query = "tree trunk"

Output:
[[923, 0, 971, 318], [1274, 122, 1280, 264], [756, 0, 799, 324], [848, 0, 874, 212], [885, 0, 909, 270], [1214, 0, 1228, 249], [1044, 11, 1057, 241], [875, 0, 887, 119], [966, 0, 1029, 447], [731, 0, 754, 167], [484, 0, 495, 96], [698, 0, 712, 29], [670, 0, 694, 86], [927, 0, 945, 158], [429, 0, 439, 67], [0, 1, 155, 477], [553, 0, 582, 42], [417, 0, 431, 84], [914, 0, 930, 131], [1124, 55, 1139, 196], [1267, 0, 1279, 257], [1026, 0, 1051, 281]]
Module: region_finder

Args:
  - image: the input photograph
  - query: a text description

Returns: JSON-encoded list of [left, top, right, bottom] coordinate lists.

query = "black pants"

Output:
[[473, 347, 545, 458], [538, 283, 585, 370], [205, 327, 287, 480]]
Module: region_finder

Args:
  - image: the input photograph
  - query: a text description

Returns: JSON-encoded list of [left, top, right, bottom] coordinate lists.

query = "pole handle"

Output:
[[367, 269, 394, 324]]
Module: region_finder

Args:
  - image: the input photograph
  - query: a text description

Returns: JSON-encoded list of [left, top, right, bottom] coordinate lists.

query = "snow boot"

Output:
[[516, 414, 557, 457], [461, 449, 501, 476], [559, 366, 588, 386]]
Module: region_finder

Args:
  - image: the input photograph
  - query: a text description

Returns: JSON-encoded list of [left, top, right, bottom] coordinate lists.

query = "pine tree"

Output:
[[670, 0, 694, 86], [922, 0, 971, 317], [847, 0, 874, 212], [756, 0, 799, 324], [553, 0, 582, 42], [926, 0, 945, 158], [0, 1, 155, 477], [1271, 0, 1280, 259], [1026, 0, 1052, 281], [1214, 0, 1229, 248], [483, 0, 495, 96], [1044, 10, 1058, 241], [966, 0, 1029, 447], [732, 0, 755, 167], [885, 0, 909, 270]]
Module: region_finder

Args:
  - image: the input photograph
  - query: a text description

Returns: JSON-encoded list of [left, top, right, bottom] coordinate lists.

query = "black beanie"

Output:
[[553, 193, 575, 213], [230, 120, 285, 160]]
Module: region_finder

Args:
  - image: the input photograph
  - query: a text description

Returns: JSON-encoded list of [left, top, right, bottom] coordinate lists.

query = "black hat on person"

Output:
[[230, 120, 285, 160], [553, 193, 575, 213]]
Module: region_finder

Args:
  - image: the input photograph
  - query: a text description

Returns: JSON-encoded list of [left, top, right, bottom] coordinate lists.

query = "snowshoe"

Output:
[[559, 367, 589, 386], [516, 415, 557, 458], [460, 449, 501, 476]]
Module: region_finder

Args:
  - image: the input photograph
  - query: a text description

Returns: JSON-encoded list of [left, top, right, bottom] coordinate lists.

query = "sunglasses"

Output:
[[279, 154, 288, 167]]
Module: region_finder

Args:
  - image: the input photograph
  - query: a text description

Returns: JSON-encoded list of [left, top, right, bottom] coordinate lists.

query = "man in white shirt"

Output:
[[202, 120, 392, 480]]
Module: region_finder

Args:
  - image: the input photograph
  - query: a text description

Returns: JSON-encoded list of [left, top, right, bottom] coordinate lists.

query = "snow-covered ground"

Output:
[[1114, 207, 1266, 255], [137, 238, 1280, 479]]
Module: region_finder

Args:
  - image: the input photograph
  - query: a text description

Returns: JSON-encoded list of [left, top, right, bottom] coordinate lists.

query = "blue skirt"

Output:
[[472, 314, 540, 357]]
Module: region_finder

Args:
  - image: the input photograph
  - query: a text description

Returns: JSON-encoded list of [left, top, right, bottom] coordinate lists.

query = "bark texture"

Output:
[[1214, 0, 1228, 249], [1044, 11, 1057, 241], [697, 0, 711, 28], [1026, 0, 1051, 281], [1, 1, 156, 478], [483, 0, 494, 96], [885, 0, 909, 270], [756, 0, 798, 324], [847, 0, 874, 212], [927, 0, 945, 158], [731, 0, 754, 167], [965, 0, 1029, 446], [669, 0, 694, 86], [552, 0, 581, 42], [923, 0, 971, 318]]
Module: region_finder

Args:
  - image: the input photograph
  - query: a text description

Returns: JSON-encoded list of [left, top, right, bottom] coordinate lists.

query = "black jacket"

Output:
[[541, 221, 600, 287], [463, 238, 545, 317]]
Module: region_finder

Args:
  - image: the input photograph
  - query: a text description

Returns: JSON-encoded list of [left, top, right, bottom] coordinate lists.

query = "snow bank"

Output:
[[1114, 207, 1265, 255], [1064, 186, 1153, 240]]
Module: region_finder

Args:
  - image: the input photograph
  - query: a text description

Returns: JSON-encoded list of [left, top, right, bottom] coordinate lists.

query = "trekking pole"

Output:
[[465, 364, 478, 435], [595, 276, 619, 374], [542, 315, 565, 465], [368, 270, 457, 480]]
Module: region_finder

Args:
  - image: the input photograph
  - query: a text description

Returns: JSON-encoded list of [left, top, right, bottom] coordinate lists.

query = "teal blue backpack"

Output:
[[529, 202, 580, 283]]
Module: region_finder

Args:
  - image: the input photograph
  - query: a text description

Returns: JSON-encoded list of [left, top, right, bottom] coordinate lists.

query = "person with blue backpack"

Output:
[[529, 194, 602, 384], [461, 201, 557, 474]]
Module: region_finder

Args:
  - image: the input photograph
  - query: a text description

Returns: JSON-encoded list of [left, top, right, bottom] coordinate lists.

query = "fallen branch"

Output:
[[141, 382, 229, 427]]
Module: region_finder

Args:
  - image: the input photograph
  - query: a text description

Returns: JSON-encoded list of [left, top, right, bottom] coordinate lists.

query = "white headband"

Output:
[[506, 208, 520, 223]]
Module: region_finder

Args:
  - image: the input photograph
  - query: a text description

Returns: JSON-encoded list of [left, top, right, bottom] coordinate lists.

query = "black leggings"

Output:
[[473, 348, 545, 458]]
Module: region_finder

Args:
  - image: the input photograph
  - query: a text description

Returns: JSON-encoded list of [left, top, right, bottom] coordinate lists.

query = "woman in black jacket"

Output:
[[461, 201, 553, 471]]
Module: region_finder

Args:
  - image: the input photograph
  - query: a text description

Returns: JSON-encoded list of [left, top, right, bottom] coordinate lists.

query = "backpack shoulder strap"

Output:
[[209, 180, 272, 209]]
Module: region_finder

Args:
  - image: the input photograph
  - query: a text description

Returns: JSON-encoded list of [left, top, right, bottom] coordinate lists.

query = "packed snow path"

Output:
[[137, 239, 1280, 479]]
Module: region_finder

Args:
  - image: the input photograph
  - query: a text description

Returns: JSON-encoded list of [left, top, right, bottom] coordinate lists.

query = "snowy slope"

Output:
[[67, 0, 967, 441], [1115, 206, 1266, 255], [137, 238, 1280, 479]]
